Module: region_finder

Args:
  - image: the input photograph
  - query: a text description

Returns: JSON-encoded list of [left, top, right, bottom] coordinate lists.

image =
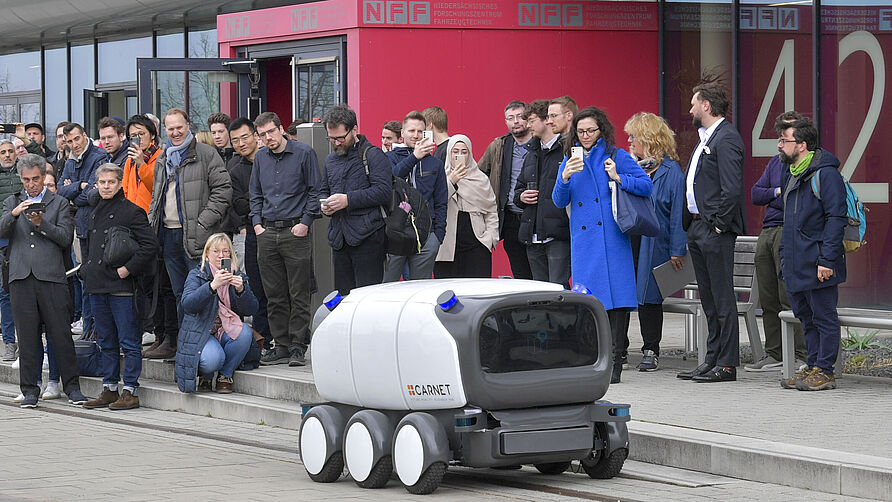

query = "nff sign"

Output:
[[519, 3, 584, 27], [364, 1, 430, 25]]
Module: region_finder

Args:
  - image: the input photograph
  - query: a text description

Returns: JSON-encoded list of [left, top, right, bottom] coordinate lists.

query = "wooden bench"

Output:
[[662, 235, 766, 365], [779, 308, 892, 378]]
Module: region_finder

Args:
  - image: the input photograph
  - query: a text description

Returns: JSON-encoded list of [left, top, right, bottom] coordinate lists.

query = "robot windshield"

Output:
[[479, 303, 599, 373]]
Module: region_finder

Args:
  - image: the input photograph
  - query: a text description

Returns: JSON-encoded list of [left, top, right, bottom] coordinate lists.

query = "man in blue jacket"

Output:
[[778, 117, 847, 391], [746, 111, 807, 372], [58, 122, 110, 339], [320, 105, 392, 295], [384, 110, 447, 281]]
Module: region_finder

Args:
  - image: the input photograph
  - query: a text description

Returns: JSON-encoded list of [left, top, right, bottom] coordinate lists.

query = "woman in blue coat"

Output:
[[175, 233, 258, 393], [553, 106, 653, 383], [623, 112, 687, 372]]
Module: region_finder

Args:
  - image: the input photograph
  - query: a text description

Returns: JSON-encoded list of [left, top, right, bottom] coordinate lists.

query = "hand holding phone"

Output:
[[130, 135, 141, 151], [25, 202, 46, 214], [571, 146, 584, 161], [220, 257, 232, 273], [422, 130, 434, 144], [0, 123, 16, 134]]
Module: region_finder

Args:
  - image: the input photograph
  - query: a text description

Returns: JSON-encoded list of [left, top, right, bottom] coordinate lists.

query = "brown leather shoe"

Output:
[[109, 389, 140, 410], [144, 337, 177, 359], [215, 375, 233, 394], [198, 376, 213, 392], [83, 388, 119, 409], [141, 340, 161, 357]]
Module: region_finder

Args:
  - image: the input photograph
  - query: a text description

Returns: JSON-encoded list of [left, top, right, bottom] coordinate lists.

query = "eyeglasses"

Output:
[[546, 113, 562, 120], [577, 127, 600, 137], [231, 133, 254, 145], [777, 138, 798, 145], [326, 133, 350, 144], [505, 114, 524, 123], [257, 129, 279, 138]]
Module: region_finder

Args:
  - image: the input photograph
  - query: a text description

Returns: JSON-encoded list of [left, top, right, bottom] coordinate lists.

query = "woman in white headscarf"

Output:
[[434, 134, 499, 278]]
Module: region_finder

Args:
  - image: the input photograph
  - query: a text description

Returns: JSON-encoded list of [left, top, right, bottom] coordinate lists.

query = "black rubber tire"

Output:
[[581, 448, 627, 479], [355, 455, 393, 489], [308, 451, 344, 483], [404, 462, 447, 495], [534, 462, 570, 475]]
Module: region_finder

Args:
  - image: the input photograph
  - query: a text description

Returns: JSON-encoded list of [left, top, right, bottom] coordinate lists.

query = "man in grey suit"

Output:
[[0, 154, 87, 408]]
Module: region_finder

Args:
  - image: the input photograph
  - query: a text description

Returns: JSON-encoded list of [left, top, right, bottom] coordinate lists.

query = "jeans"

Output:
[[91, 294, 142, 390], [79, 238, 94, 335], [257, 227, 312, 351], [526, 240, 571, 288], [198, 324, 253, 379], [332, 227, 386, 295], [72, 248, 82, 320], [384, 232, 440, 282], [161, 227, 199, 326], [244, 230, 270, 347], [789, 285, 840, 374], [0, 277, 14, 344]]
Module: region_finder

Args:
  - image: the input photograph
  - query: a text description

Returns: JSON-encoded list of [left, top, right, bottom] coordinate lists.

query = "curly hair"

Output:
[[564, 106, 615, 157], [624, 112, 679, 164]]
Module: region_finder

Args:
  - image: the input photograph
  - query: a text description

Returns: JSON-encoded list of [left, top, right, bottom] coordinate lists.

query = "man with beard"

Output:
[[319, 104, 392, 295], [677, 82, 746, 383], [250, 112, 321, 367], [478, 100, 535, 279], [777, 117, 847, 391]]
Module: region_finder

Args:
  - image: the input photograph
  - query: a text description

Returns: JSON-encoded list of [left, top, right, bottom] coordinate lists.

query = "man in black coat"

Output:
[[677, 82, 746, 383], [0, 154, 87, 408], [81, 163, 157, 410]]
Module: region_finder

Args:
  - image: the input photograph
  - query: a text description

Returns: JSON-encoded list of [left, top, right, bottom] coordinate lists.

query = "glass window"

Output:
[[156, 32, 185, 58], [70, 44, 95, 125], [98, 37, 152, 84], [479, 304, 599, 373], [189, 29, 218, 58], [44, 47, 69, 144], [820, 1, 892, 307], [296, 61, 338, 123], [0, 51, 40, 92], [663, 0, 733, 163]]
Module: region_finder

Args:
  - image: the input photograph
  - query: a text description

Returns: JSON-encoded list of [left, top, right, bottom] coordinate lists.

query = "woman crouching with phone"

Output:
[[175, 233, 258, 393]]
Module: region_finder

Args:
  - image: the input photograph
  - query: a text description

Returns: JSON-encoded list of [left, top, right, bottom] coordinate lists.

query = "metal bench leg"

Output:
[[697, 308, 707, 366], [781, 320, 794, 379], [745, 311, 765, 363], [836, 331, 845, 374]]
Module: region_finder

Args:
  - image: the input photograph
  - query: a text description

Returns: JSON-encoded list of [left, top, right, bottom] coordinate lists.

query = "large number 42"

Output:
[[752, 31, 888, 203]]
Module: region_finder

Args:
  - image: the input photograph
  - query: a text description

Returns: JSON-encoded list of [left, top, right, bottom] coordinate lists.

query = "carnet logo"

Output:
[[407, 385, 415, 396], [364, 1, 431, 25], [406, 383, 452, 397]]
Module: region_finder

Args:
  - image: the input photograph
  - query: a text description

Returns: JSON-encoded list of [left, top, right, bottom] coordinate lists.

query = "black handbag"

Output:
[[103, 226, 138, 268]]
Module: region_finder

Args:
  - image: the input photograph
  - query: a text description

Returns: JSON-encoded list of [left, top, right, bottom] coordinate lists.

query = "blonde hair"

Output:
[[624, 112, 679, 164], [195, 130, 215, 147], [201, 233, 238, 272]]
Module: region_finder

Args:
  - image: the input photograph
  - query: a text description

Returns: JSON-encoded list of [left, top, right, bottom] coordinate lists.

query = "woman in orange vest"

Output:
[[123, 115, 160, 213]]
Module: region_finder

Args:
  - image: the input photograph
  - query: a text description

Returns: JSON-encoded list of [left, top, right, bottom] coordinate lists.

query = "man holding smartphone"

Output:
[[249, 112, 321, 367], [319, 104, 392, 295]]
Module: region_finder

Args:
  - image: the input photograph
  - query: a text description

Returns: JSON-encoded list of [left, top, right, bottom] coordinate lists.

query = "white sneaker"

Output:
[[11, 357, 19, 369], [71, 319, 84, 335], [13, 392, 24, 403], [42, 381, 61, 400], [142, 332, 156, 346]]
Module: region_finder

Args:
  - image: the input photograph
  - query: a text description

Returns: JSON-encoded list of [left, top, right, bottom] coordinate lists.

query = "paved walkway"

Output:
[[0, 398, 874, 502]]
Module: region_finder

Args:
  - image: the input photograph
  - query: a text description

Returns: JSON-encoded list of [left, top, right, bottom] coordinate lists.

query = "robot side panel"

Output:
[[350, 300, 409, 409], [311, 300, 362, 405], [397, 302, 467, 410]]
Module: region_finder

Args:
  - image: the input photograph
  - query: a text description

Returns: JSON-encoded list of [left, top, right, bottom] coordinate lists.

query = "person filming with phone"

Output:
[[552, 106, 653, 385], [175, 233, 258, 394]]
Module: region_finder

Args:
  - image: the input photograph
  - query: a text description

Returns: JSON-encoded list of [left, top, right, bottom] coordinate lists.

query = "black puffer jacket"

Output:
[[514, 135, 569, 245], [83, 189, 158, 295]]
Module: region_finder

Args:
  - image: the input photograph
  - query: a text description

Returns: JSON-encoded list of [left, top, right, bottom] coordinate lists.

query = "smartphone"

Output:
[[422, 130, 434, 143], [571, 146, 584, 161], [319, 197, 329, 207], [453, 154, 465, 165], [0, 123, 16, 133], [220, 257, 232, 273], [25, 202, 46, 214], [130, 135, 141, 149]]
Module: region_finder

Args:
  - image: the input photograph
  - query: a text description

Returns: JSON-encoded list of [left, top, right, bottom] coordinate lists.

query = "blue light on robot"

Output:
[[572, 283, 592, 295], [438, 290, 459, 311], [324, 291, 343, 310]]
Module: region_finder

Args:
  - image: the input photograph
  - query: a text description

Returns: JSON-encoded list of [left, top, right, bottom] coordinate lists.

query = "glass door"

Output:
[[292, 55, 340, 123], [137, 58, 253, 138], [84, 90, 109, 138]]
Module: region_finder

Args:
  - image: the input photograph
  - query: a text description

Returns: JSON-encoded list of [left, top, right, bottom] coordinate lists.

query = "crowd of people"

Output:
[[0, 80, 850, 409]]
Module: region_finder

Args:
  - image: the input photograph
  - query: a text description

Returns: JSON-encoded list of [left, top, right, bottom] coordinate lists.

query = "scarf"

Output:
[[207, 263, 243, 342], [143, 144, 159, 164], [165, 131, 194, 176], [790, 150, 814, 176], [637, 157, 658, 176]]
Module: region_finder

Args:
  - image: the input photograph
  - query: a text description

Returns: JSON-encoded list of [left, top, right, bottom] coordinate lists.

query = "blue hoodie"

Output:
[[386, 147, 448, 243]]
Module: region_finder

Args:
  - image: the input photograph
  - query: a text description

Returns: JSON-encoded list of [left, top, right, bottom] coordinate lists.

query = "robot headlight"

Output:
[[437, 290, 459, 311], [323, 291, 343, 311], [571, 283, 592, 295]]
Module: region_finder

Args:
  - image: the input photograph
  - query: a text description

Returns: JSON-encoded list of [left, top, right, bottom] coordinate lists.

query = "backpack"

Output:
[[360, 145, 432, 256], [810, 170, 867, 253]]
